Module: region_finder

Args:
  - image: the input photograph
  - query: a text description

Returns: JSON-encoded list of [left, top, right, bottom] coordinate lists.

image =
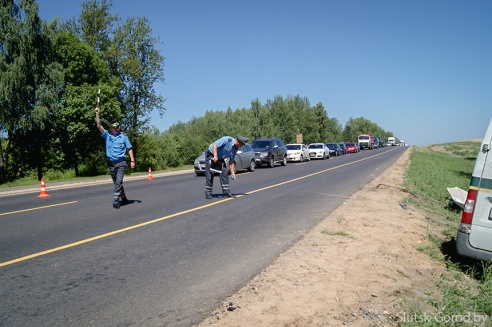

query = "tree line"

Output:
[[0, 0, 396, 185]]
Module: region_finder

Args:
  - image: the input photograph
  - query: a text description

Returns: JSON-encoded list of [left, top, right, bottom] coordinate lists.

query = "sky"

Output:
[[37, 0, 492, 146]]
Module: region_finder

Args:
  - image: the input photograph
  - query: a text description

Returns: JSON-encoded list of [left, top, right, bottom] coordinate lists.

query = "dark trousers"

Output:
[[108, 160, 127, 204], [205, 152, 230, 197]]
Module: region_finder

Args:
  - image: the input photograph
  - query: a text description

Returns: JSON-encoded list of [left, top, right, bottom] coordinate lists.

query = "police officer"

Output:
[[205, 134, 249, 199], [95, 104, 135, 208]]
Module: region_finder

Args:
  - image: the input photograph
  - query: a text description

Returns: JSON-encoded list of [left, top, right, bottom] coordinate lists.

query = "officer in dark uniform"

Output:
[[205, 134, 249, 199], [95, 105, 136, 208]]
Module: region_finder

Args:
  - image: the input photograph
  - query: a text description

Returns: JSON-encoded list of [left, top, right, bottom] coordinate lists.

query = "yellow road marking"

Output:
[[0, 201, 78, 217], [0, 149, 395, 267]]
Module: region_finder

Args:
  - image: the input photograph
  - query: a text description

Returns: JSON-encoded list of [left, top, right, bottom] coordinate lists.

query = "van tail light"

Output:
[[461, 189, 477, 224]]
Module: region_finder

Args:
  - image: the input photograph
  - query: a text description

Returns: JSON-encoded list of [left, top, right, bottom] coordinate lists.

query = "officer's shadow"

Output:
[[122, 199, 142, 206], [209, 193, 247, 199]]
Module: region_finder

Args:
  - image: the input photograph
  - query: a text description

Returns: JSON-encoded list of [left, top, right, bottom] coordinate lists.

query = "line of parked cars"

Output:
[[194, 138, 365, 175]]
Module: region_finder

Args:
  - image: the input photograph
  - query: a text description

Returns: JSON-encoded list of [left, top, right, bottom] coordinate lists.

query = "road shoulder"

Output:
[[199, 147, 443, 326]]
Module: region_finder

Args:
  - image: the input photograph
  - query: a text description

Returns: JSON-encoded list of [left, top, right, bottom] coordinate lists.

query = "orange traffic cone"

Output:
[[148, 167, 153, 181], [37, 178, 50, 197]]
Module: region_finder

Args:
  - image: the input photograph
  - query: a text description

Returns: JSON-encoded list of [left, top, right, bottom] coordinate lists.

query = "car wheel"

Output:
[[300, 155, 304, 163], [248, 160, 255, 172], [281, 155, 287, 166], [268, 156, 275, 168]]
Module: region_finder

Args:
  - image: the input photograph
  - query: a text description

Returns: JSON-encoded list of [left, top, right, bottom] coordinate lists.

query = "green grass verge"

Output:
[[398, 143, 491, 326], [0, 165, 195, 189]]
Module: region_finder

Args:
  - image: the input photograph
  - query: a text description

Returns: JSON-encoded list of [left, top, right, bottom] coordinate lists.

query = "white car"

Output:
[[308, 143, 330, 159], [286, 143, 310, 162]]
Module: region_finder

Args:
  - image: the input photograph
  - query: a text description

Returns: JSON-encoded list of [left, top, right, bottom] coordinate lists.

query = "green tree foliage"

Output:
[[299, 106, 320, 144], [267, 95, 295, 143], [161, 97, 396, 166], [53, 31, 121, 176], [0, 0, 63, 181], [135, 126, 178, 170], [326, 117, 343, 142], [110, 16, 166, 143], [313, 102, 330, 142], [76, 0, 115, 53], [342, 116, 391, 143], [250, 98, 273, 139]]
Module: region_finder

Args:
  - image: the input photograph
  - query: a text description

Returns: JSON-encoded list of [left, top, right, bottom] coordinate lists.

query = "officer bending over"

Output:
[[205, 134, 249, 199]]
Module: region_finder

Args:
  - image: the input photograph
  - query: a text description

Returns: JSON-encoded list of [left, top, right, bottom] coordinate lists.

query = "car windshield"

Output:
[[326, 143, 337, 148], [309, 144, 323, 149], [286, 145, 300, 150], [252, 140, 271, 148], [346, 143, 355, 147]]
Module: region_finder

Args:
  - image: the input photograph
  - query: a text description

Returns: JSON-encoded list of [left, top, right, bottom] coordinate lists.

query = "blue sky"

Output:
[[38, 0, 492, 146]]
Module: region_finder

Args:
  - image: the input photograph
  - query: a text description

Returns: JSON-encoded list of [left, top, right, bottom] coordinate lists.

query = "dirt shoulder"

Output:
[[199, 147, 444, 326]]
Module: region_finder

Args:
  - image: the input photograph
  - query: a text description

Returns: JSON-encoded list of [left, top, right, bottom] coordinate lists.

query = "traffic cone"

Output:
[[37, 178, 50, 197], [148, 167, 153, 181]]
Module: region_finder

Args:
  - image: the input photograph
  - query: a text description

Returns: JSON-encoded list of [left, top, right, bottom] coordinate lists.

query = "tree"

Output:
[[0, 0, 64, 181], [313, 102, 330, 142], [53, 31, 120, 176], [250, 98, 272, 139], [267, 95, 295, 143], [110, 16, 166, 143], [326, 117, 343, 141], [64, 0, 116, 54], [286, 95, 311, 143]]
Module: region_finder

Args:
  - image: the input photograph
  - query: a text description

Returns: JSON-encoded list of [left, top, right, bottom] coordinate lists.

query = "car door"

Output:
[[271, 139, 280, 162], [469, 128, 492, 252], [277, 139, 287, 160], [302, 144, 309, 159], [234, 146, 246, 170], [240, 144, 254, 169]]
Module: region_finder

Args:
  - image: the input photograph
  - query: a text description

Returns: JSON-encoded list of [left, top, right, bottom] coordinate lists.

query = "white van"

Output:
[[456, 118, 492, 261]]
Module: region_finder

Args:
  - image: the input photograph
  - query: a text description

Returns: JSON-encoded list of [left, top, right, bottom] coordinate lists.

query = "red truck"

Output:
[[358, 134, 374, 150]]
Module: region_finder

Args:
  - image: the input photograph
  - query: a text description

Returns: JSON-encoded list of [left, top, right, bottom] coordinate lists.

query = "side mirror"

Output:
[[482, 144, 490, 152]]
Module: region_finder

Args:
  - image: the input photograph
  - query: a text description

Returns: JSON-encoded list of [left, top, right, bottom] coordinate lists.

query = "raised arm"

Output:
[[94, 105, 104, 134]]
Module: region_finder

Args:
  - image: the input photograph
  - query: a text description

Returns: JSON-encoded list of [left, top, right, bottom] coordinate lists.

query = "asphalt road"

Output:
[[0, 146, 407, 326]]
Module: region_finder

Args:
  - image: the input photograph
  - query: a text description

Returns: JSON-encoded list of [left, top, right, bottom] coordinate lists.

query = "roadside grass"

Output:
[[321, 230, 353, 238], [398, 143, 491, 326], [0, 165, 195, 188]]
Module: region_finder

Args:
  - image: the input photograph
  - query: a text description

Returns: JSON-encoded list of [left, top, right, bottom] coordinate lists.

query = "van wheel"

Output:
[[268, 156, 275, 168], [248, 160, 255, 172]]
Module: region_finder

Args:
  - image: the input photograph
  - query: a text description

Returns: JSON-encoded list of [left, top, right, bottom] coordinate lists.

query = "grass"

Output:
[[398, 142, 491, 326], [0, 165, 195, 189]]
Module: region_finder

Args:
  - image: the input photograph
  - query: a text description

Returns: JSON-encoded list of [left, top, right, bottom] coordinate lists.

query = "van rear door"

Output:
[[469, 118, 492, 251]]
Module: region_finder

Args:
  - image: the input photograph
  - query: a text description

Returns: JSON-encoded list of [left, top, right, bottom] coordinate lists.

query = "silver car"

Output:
[[194, 143, 256, 175]]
